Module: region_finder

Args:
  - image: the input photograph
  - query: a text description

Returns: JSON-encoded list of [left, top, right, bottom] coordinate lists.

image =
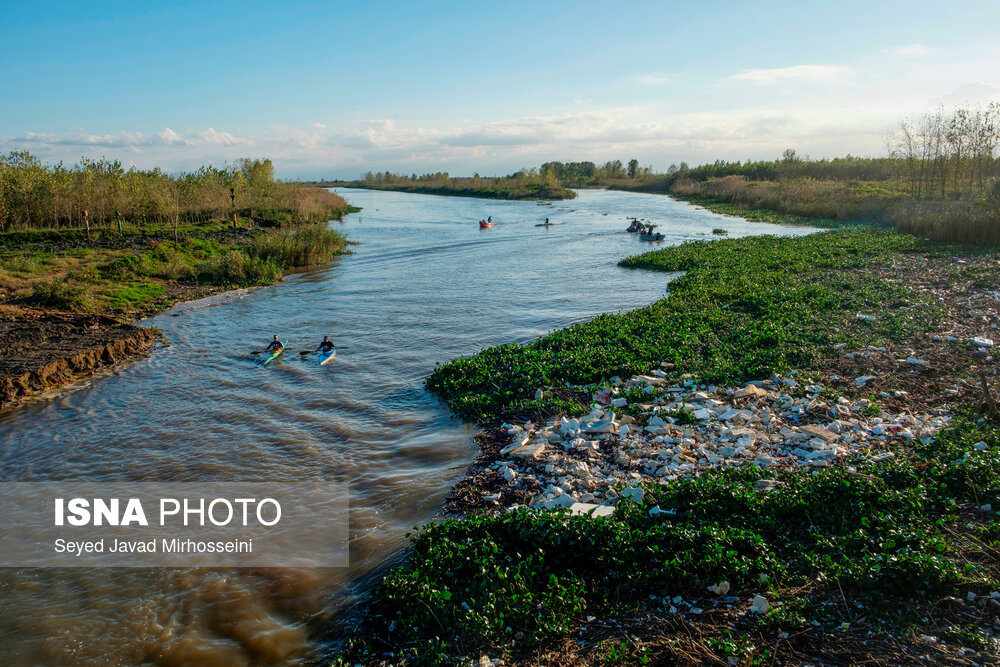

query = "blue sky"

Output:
[[2, 0, 999, 178]]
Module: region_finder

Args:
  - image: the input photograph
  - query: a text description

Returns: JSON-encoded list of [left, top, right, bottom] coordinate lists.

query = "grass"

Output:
[[337, 414, 999, 665], [246, 222, 348, 267], [1, 221, 352, 315], [426, 229, 950, 420], [30, 279, 89, 311], [343, 178, 577, 201], [104, 282, 167, 310], [671, 193, 847, 229], [197, 250, 283, 287], [665, 175, 1000, 244]]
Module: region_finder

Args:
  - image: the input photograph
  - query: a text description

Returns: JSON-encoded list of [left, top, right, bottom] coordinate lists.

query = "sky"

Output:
[[2, 0, 999, 179]]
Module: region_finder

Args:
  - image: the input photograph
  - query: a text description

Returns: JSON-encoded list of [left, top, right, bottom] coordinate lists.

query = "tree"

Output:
[[627, 158, 639, 179], [781, 148, 800, 163]]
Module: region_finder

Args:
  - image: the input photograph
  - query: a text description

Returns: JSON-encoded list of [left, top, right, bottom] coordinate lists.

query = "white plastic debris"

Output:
[[709, 581, 731, 596]]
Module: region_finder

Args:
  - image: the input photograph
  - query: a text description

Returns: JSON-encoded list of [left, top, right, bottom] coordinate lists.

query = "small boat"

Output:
[[640, 232, 665, 242], [626, 218, 644, 233], [263, 342, 285, 365], [535, 222, 560, 227], [479, 220, 494, 228], [318, 348, 337, 365]]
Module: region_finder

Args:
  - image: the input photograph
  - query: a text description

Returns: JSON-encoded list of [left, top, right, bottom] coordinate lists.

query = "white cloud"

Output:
[[189, 128, 250, 146], [639, 74, 670, 84], [890, 44, 930, 57], [732, 65, 851, 84], [0, 102, 912, 178], [931, 82, 1000, 106], [157, 128, 184, 144]]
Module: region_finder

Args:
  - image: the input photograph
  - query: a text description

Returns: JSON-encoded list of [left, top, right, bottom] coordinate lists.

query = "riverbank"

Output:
[[0, 310, 157, 407], [322, 180, 576, 201], [611, 174, 1000, 244], [336, 227, 1000, 665], [0, 211, 355, 408]]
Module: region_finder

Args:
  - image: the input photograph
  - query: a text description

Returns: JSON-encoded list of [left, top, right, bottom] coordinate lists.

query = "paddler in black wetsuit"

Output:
[[265, 335, 284, 352], [316, 336, 336, 354]]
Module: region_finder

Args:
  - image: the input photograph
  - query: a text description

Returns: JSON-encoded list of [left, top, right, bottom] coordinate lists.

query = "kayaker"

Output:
[[544, 217, 549, 224], [316, 336, 336, 354], [487, 216, 492, 223], [265, 336, 283, 352]]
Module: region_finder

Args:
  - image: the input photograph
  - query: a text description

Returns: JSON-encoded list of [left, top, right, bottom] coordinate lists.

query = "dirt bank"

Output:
[[0, 309, 157, 409]]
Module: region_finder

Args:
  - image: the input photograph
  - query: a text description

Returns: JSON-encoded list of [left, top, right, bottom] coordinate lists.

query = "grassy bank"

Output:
[[0, 219, 352, 316], [610, 171, 1000, 244], [426, 229, 946, 420], [336, 227, 1000, 665], [0, 152, 352, 231], [325, 172, 577, 201], [668, 192, 850, 229]]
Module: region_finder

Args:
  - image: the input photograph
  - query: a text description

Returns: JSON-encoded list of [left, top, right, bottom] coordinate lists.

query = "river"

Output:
[[0, 188, 814, 665]]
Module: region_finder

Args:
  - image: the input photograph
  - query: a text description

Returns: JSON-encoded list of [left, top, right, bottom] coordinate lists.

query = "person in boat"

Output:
[[316, 336, 336, 354], [544, 217, 549, 224], [487, 216, 492, 223], [265, 335, 283, 352]]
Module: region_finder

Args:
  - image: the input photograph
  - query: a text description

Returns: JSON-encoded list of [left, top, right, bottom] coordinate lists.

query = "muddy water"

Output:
[[0, 189, 815, 664]]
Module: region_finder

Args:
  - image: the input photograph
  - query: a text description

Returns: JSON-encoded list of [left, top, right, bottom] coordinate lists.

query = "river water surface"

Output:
[[0, 189, 814, 665]]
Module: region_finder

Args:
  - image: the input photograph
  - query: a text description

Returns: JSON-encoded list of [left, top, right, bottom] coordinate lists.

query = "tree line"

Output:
[[886, 103, 1000, 198], [0, 152, 348, 232]]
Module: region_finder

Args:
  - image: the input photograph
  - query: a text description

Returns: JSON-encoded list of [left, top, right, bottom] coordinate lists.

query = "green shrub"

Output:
[[246, 223, 348, 267], [30, 279, 88, 311], [197, 250, 282, 286]]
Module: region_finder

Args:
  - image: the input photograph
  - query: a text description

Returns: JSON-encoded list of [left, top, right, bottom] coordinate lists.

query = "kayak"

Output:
[[479, 221, 494, 228], [535, 222, 560, 227], [262, 343, 285, 365], [318, 348, 337, 365]]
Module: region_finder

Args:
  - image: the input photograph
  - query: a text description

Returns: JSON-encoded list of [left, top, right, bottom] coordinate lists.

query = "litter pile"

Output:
[[475, 367, 953, 516]]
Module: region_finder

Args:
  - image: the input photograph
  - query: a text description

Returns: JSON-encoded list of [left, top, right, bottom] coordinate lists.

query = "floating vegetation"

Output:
[[427, 229, 949, 420]]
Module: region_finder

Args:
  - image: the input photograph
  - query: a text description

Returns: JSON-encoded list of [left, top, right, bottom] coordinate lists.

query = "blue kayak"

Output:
[[318, 348, 337, 365]]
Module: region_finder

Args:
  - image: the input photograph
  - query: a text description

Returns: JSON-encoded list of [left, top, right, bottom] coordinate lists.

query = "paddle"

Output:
[[300, 347, 347, 355], [252, 346, 285, 356]]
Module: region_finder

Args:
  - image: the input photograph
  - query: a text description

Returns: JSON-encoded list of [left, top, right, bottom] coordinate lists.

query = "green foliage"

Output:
[[427, 229, 950, 419], [341, 417, 1000, 663], [197, 250, 283, 287], [104, 282, 166, 310], [0, 150, 351, 231], [245, 222, 348, 267], [353, 169, 576, 201], [1, 255, 41, 272], [29, 279, 88, 311], [99, 238, 226, 282]]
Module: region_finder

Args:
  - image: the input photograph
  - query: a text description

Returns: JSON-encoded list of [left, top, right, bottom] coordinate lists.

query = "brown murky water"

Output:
[[0, 189, 815, 664]]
